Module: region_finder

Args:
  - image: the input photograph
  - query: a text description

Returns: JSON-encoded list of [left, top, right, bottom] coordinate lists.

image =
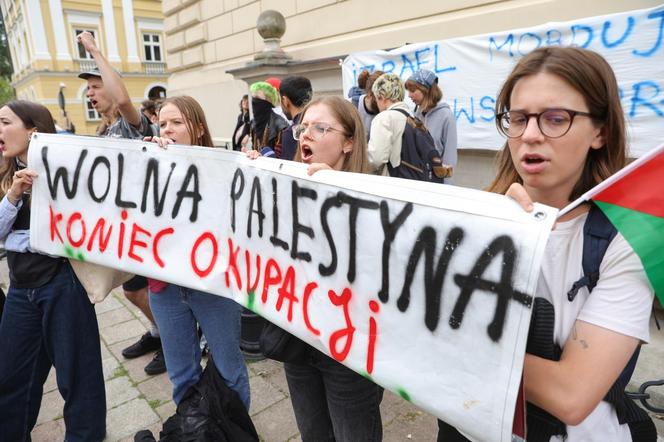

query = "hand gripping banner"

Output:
[[29, 134, 556, 441]]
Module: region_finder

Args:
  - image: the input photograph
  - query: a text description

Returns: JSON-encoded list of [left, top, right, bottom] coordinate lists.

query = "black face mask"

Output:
[[252, 97, 274, 138]]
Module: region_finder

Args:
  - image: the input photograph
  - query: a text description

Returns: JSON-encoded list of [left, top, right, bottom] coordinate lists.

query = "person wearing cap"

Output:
[[264, 76, 281, 91], [248, 81, 288, 155], [77, 31, 166, 376], [265, 77, 290, 123], [78, 32, 150, 138], [405, 69, 457, 183]]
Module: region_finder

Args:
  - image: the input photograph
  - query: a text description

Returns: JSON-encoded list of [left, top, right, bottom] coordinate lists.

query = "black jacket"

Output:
[[135, 356, 258, 442], [232, 111, 250, 151]]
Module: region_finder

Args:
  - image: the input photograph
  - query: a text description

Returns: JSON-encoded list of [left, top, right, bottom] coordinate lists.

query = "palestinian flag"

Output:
[[561, 143, 664, 305]]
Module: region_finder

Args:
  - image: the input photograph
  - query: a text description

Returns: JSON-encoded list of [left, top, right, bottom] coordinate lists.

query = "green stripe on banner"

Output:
[[595, 200, 664, 306]]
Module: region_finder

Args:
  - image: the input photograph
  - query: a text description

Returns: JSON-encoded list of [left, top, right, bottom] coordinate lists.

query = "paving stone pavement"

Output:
[[0, 258, 658, 441], [28, 289, 441, 442]]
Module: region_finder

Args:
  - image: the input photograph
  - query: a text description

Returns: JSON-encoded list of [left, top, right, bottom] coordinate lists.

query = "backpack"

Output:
[[134, 355, 259, 442], [0, 287, 5, 325], [386, 108, 451, 183]]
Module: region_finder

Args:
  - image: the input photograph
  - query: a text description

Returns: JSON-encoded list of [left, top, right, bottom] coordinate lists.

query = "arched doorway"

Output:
[[148, 86, 166, 100]]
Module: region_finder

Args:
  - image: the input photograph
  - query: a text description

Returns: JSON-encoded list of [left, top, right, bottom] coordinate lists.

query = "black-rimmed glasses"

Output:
[[496, 108, 597, 139]]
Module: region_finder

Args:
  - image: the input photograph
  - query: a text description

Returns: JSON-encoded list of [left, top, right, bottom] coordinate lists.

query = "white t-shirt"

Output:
[[537, 212, 654, 442]]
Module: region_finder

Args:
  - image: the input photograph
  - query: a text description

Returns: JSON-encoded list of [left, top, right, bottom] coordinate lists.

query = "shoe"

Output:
[[134, 429, 157, 442], [144, 349, 167, 375], [122, 331, 161, 359]]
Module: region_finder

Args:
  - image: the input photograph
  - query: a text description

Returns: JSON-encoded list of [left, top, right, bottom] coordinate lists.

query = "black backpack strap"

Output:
[[525, 298, 567, 442], [389, 107, 411, 119], [389, 108, 439, 164], [564, 204, 654, 438], [567, 203, 618, 301]]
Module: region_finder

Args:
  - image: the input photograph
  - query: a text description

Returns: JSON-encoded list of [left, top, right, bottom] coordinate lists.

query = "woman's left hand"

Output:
[[8, 169, 37, 205], [145, 136, 175, 150], [245, 150, 261, 160], [307, 163, 332, 175]]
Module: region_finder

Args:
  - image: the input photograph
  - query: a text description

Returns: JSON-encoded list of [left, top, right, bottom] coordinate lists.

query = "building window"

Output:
[[85, 97, 101, 121], [142, 33, 162, 62], [74, 29, 96, 59]]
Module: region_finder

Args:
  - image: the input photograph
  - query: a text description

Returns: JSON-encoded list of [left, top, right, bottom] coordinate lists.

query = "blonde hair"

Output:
[[372, 73, 405, 102], [158, 96, 214, 147], [294, 96, 370, 174]]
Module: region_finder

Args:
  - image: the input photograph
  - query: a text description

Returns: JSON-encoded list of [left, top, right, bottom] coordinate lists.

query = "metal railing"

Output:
[[77, 59, 97, 72], [143, 61, 166, 74]]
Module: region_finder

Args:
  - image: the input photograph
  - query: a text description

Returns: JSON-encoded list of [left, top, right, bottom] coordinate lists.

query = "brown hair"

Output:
[[487, 47, 626, 200], [357, 70, 370, 90], [158, 96, 214, 147], [294, 96, 370, 174], [404, 79, 443, 113], [0, 101, 56, 197], [364, 71, 384, 94], [362, 70, 385, 114], [141, 99, 157, 116]]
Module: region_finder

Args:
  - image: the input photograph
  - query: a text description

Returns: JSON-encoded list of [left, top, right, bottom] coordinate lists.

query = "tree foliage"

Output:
[[0, 10, 14, 103], [0, 10, 13, 78], [0, 77, 13, 105]]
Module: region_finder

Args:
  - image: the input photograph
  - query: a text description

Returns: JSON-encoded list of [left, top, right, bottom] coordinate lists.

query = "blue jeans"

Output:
[[285, 348, 384, 442], [0, 263, 106, 442], [149, 285, 250, 409]]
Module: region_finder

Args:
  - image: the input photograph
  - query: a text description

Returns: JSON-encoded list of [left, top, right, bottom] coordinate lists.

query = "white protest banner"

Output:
[[342, 5, 664, 157], [29, 134, 556, 441]]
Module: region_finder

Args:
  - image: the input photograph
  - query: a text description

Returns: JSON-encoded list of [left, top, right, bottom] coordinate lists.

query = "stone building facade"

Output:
[[163, 0, 660, 188]]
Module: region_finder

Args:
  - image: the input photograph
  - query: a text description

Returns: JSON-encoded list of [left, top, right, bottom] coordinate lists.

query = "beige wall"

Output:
[[164, 0, 662, 188]]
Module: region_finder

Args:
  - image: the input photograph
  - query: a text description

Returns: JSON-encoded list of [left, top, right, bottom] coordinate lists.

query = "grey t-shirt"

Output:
[[102, 114, 150, 140]]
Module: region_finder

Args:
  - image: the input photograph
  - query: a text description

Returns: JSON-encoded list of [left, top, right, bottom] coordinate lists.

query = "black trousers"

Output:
[[0, 287, 5, 323], [437, 419, 470, 442]]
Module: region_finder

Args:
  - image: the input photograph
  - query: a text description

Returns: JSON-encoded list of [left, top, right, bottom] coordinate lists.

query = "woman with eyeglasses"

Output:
[[248, 96, 382, 441], [438, 47, 656, 441]]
